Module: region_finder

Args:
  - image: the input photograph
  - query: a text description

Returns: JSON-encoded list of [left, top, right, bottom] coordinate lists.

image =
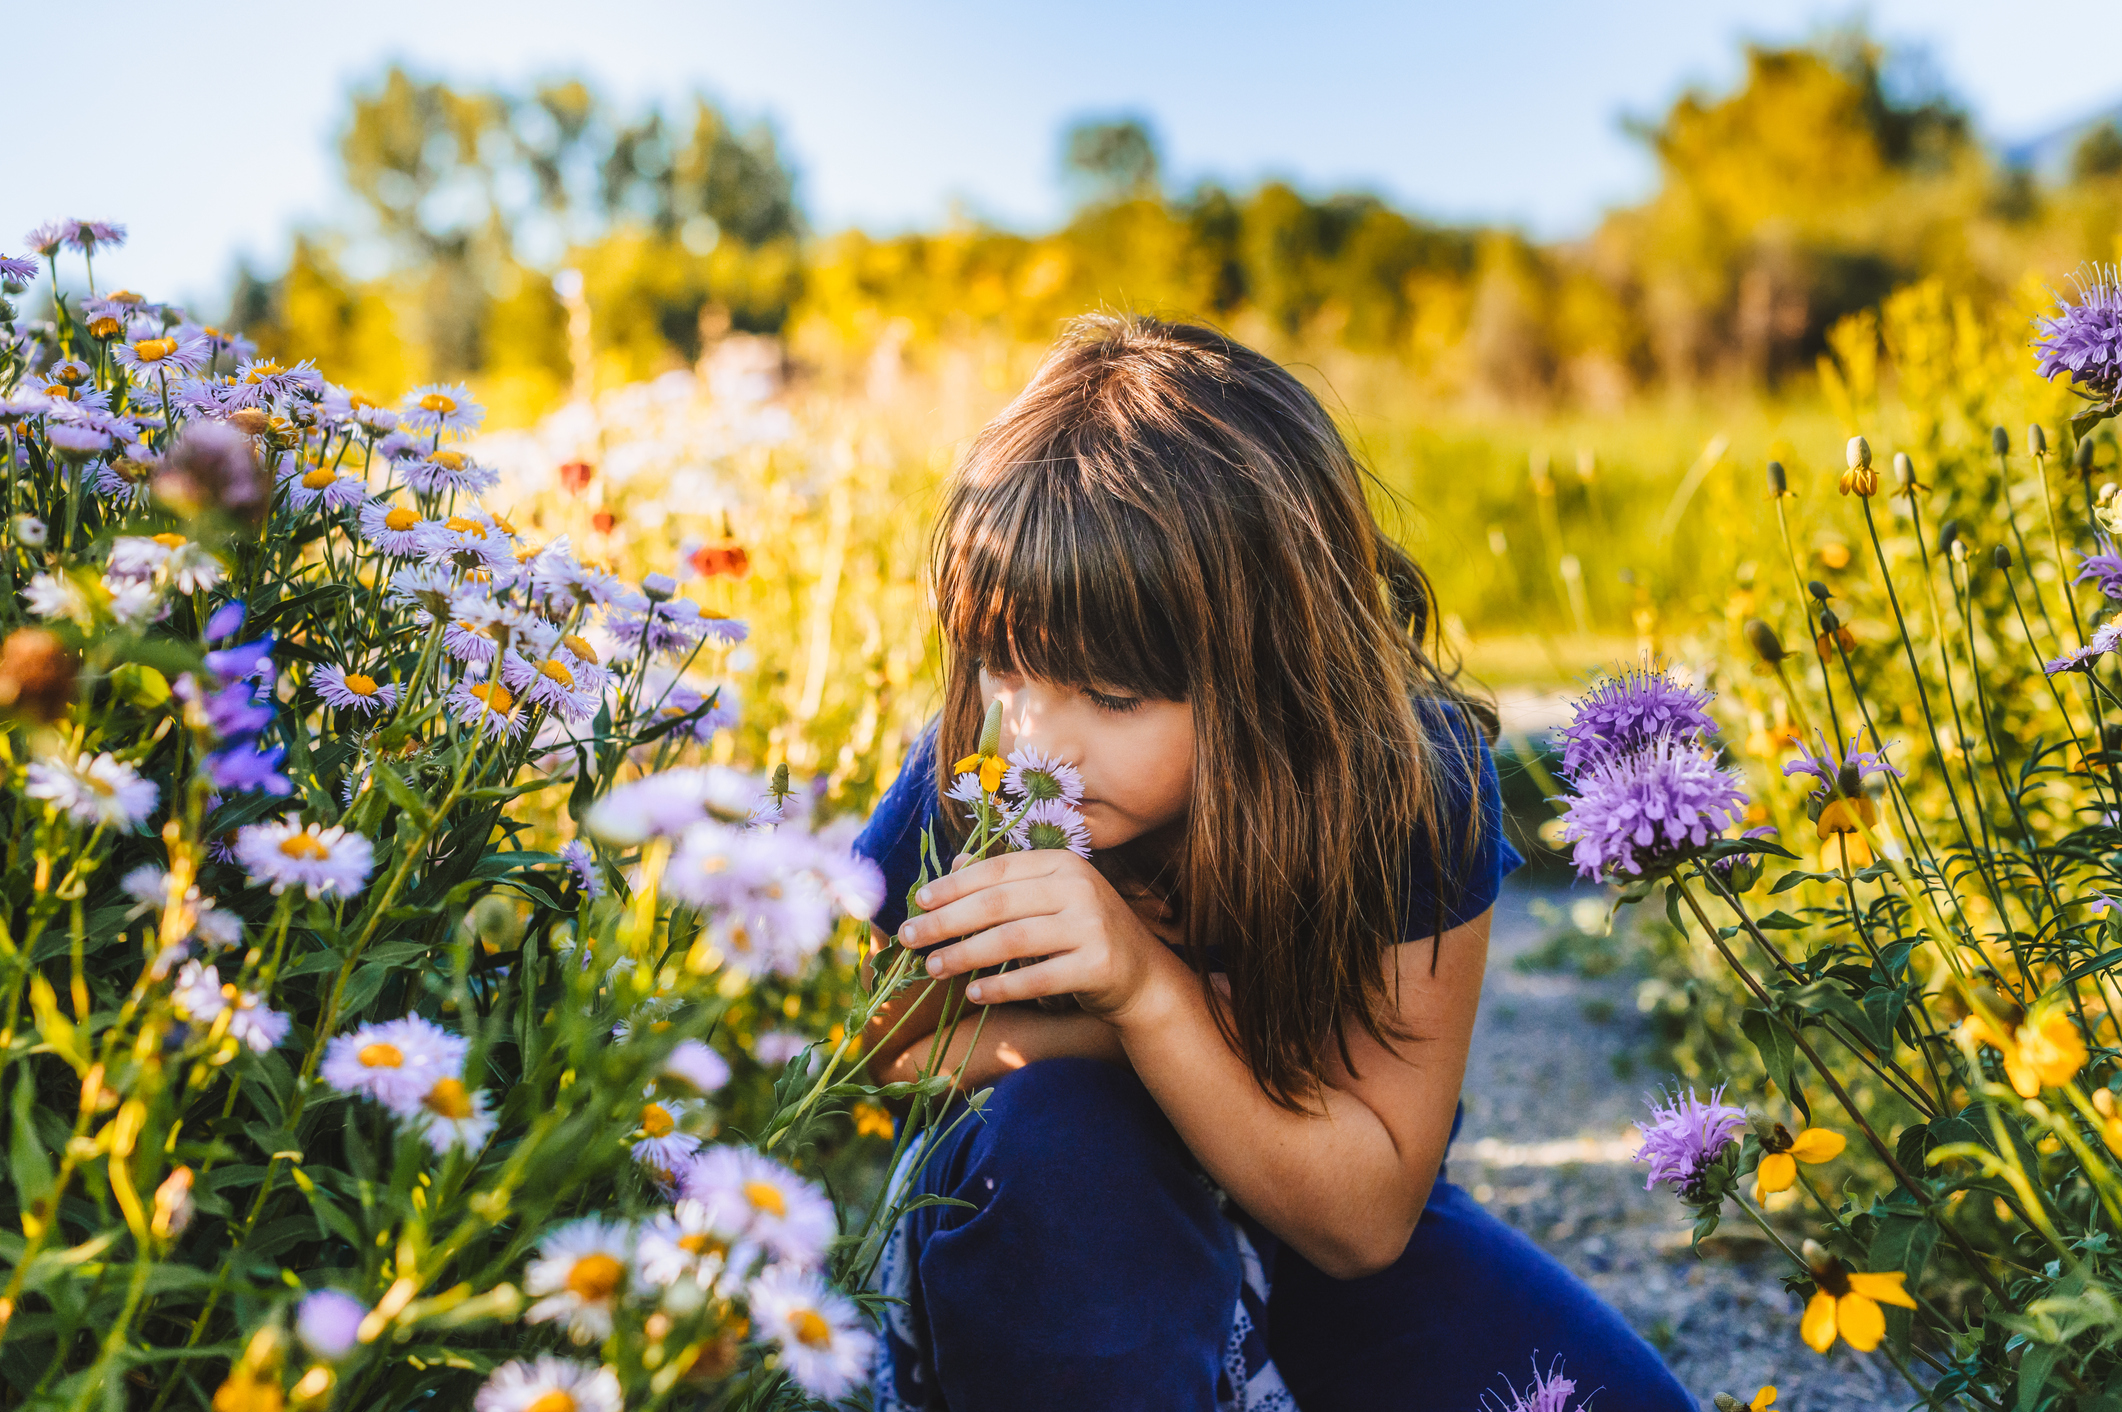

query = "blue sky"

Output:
[[7, 0, 2120, 310]]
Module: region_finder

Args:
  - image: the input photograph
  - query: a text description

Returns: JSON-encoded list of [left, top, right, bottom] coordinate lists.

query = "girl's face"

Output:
[[978, 665, 1193, 850]]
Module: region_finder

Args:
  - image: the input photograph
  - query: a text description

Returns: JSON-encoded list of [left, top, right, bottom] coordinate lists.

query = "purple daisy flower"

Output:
[[2077, 543, 2122, 601], [1556, 666, 1717, 776], [314, 663, 399, 715], [2034, 263, 2122, 399], [2048, 643, 2108, 676], [22, 221, 71, 258], [1556, 734, 1749, 879], [0, 255, 37, 284], [1782, 730, 1902, 792], [1007, 798, 1092, 858], [1003, 747, 1086, 804], [1635, 1085, 1746, 1198]]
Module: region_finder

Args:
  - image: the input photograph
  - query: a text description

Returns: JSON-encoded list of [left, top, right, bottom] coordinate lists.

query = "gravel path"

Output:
[[1460, 881, 1913, 1410]]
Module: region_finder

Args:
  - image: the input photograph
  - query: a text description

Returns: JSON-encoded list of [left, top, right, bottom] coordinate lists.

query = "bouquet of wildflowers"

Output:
[[0, 218, 933, 1410]]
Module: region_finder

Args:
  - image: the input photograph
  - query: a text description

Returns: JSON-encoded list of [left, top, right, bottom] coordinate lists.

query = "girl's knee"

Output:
[[970, 1057, 1173, 1175]]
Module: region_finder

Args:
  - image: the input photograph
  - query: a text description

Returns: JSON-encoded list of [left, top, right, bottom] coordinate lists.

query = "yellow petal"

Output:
[[2004, 1053, 2042, 1099], [953, 754, 983, 774], [1836, 1292, 1885, 1352], [1800, 1291, 1838, 1353], [1787, 1128, 1846, 1164], [980, 756, 1006, 793], [1756, 1151, 1796, 1193], [1845, 1271, 1918, 1310], [1754, 1389, 1777, 1411]]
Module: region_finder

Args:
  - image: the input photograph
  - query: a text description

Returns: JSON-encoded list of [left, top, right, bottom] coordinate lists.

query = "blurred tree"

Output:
[[1063, 118, 1162, 205], [2074, 121, 2122, 182]]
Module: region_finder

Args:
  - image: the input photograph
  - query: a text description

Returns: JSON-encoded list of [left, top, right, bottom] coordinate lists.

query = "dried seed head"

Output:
[[1893, 452, 1915, 489], [2029, 423, 2049, 456], [1845, 436, 1871, 471], [1743, 618, 1786, 665], [1766, 460, 1787, 496], [1993, 544, 2012, 571], [1991, 425, 2011, 456], [1808, 580, 1831, 601], [2078, 438, 2098, 473]]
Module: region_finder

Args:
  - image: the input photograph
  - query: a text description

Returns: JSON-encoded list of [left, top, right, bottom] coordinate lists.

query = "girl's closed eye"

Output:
[[1083, 687, 1142, 715]]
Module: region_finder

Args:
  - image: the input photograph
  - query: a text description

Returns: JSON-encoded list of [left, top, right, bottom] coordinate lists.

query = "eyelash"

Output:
[[1084, 688, 1142, 715]]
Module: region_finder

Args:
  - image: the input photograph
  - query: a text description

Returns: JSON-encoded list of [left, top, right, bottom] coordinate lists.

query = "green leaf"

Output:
[[1740, 1007, 1803, 1115], [2018, 1344, 2060, 1412], [1865, 1203, 1936, 1352], [108, 662, 170, 708], [1751, 909, 1810, 930], [375, 763, 437, 831], [9, 1068, 53, 1213]]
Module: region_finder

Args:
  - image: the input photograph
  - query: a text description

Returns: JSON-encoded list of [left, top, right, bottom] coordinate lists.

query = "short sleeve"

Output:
[[854, 721, 941, 938], [1399, 700, 1525, 942]]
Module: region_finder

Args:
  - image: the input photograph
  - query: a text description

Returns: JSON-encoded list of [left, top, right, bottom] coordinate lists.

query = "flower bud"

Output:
[[1893, 452, 1915, 490], [977, 699, 1004, 757], [1950, 538, 1969, 565], [2029, 423, 2048, 457], [1817, 607, 1841, 632], [1808, 580, 1831, 601], [1765, 461, 1787, 497], [1993, 543, 2012, 571], [2078, 438, 2099, 473], [225, 408, 270, 436], [1938, 518, 1965, 555], [11, 514, 45, 548], [1991, 426, 2010, 456], [1743, 618, 1785, 665], [1845, 436, 1871, 471], [0, 629, 78, 724], [641, 573, 677, 603]]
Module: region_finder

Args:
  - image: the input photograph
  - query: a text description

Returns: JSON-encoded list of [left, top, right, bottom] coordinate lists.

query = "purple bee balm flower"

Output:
[[1555, 666, 1717, 777], [2075, 543, 2122, 601], [206, 742, 292, 797], [1481, 1360, 1583, 1412], [1710, 825, 1778, 886], [2034, 263, 2122, 399], [1635, 1085, 1746, 1198], [0, 255, 36, 284], [1556, 735, 1749, 879], [1782, 730, 1902, 791]]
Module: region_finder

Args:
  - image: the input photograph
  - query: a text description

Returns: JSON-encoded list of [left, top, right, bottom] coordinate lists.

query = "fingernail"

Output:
[[899, 924, 917, 944], [926, 956, 942, 976], [915, 886, 934, 906], [967, 983, 983, 1002]]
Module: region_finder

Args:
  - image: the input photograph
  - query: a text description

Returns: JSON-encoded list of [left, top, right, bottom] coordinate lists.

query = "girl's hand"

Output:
[[897, 850, 1182, 1022]]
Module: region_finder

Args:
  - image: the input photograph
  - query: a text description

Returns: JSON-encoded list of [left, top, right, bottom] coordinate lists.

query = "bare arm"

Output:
[[903, 850, 1491, 1278]]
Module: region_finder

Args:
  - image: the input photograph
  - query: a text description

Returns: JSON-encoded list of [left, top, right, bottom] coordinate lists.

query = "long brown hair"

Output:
[[931, 314, 1486, 1108]]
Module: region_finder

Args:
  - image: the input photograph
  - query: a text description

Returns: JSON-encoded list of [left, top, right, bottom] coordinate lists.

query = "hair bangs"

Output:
[[937, 448, 1189, 701]]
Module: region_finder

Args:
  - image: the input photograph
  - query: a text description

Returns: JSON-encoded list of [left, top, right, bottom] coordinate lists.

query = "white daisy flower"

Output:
[[356, 498, 428, 556], [417, 513, 514, 574], [753, 1031, 813, 1068], [634, 1195, 751, 1296], [442, 617, 500, 666], [282, 464, 366, 512], [233, 821, 376, 899], [446, 677, 526, 740], [674, 1145, 835, 1267], [24, 572, 91, 626], [163, 542, 224, 594], [581, 770, 717, 846], [13, 515, 47, 548], [226, 990, 290, 1052], [121, 864, 168, 904], [387, 563, 455, 616], [472, 1356, 621, 1412], [631, 1094, 706, 1175], [746, 1262, 875, 1401], [399, 382, 484, 437], [170, 960, 226, 1025], [524, 1219, 634, 1344], [660, 1039, 730, 1096], [321, 1015, 469, 1110], [314, 663, 399, 715], [104, 577, 162, 631], [192, 904, 244, 950], [106, 534, 180, 580], [500, 650, 600, 723], [403, 447, 498, 497], [26, 751, 158, 829], [408, 1077, 497, 1154]]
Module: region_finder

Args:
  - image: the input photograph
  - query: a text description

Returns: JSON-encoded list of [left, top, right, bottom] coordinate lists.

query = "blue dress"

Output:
[[854, 711, 1694, 1411]]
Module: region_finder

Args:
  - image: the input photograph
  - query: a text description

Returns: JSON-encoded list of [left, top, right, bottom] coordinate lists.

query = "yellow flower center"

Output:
[[109, 290, 142, 305], [342, 672, 379, 696], [640, 1103, 675, 1138], [523, 1393, 576, 1412], [561, 634, 598, 665], [242, 360, 285, 384], [301, 468, 337, 490], [564, 1252, 623, 1302], [278, 834, 330, 861], [201, 326, 225, 340], [133, 338, 177, 362], [469, 683, 515, 715], [444, 516, 486, 538], [428, 450, 465, 470], [792, 1308, 833, 1348], [88, 316, 122, 339], [423, 1078, 474, 1120], [491, 513, 516, 535], [743, 1180, 787, 1217], [383, 507, 420, 532], [152, 533, 187, 549], [678, 1232, 727, 1258], [349, 392, 380, 410], [537, 659, 575, 688], [358, 1042, 404, 1069], [419, 392, 457, 414], [42, 383, 73, 400]]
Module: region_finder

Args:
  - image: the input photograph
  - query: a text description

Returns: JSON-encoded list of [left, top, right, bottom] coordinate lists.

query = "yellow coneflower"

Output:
[[1799, 1239, 1916, 1353], [1961, 1004, 2086, 1098], [1753, 1122, 1845, 1201]]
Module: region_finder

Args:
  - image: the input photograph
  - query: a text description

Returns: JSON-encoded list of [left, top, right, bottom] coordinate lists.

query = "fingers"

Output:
[[910, 846, 1070, 914], [900, 875, 1060, 948], [964, 956, 1077, 1006], [924, 917, 1059, 978]]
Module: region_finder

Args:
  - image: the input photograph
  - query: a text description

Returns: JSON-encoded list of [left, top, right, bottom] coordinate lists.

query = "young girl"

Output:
[[855, 316, 1693, 1411]]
